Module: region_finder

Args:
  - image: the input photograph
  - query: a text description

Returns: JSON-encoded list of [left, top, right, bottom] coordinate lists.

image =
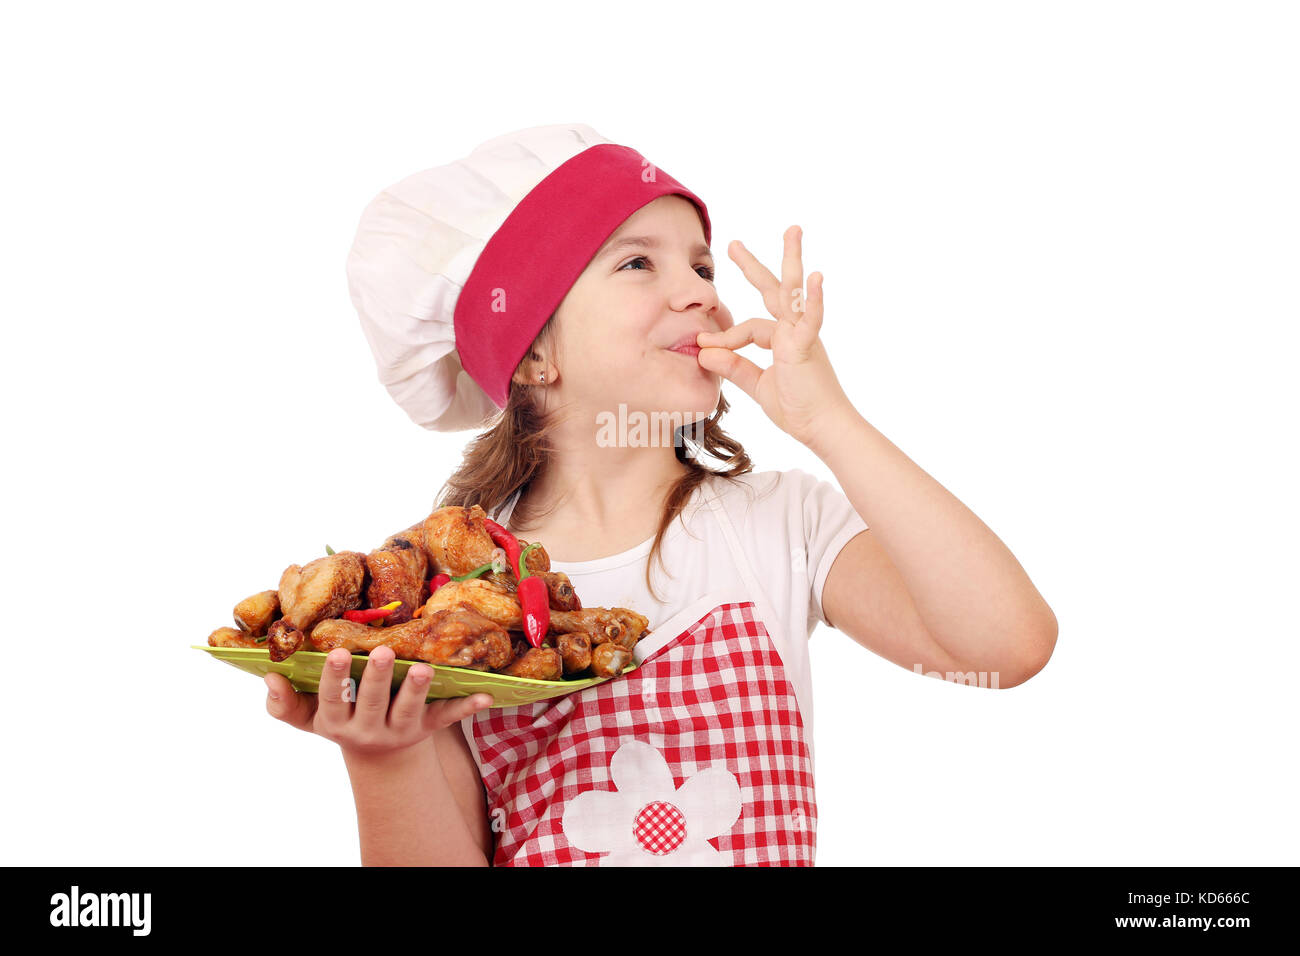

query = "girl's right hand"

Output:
[[263, 645, 494, 757]]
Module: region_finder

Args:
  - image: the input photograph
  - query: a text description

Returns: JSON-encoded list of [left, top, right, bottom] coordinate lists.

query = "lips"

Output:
[[667, 331, 707, 357]]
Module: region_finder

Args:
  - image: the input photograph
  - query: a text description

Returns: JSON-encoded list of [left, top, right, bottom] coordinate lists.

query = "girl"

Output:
[[262, 124, 1058, 866]]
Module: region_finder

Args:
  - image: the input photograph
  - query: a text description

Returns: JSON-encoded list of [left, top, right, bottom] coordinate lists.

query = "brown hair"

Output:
[[434, 312, 754, 602]]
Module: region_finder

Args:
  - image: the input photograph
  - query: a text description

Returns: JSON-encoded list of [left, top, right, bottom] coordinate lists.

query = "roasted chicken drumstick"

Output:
[[310, 604, 513, 671], [423, 581, 627, 645]]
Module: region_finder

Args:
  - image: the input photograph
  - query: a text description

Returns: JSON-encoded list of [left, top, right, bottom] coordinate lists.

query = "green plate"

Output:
[[193, 645, 635, 708]]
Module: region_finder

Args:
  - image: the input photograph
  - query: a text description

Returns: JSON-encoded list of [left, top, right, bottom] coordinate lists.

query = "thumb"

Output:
[[426, 692, 496, 731], [264, 672, 316, 731]]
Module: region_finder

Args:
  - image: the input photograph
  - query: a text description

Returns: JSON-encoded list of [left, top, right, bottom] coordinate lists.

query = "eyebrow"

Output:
[[596, 235, 714, 261]]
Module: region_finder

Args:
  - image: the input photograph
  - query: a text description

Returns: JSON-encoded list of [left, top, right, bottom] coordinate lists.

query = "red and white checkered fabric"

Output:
[[468, 601, 818, 865], [633, 801, 687, 854]]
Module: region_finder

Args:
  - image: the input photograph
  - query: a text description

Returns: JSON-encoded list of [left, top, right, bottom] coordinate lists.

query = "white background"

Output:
[[2, 0, 1296, 866]]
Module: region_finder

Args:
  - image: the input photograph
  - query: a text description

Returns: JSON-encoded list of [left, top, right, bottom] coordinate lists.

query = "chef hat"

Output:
[[345, 123, 712, 432]]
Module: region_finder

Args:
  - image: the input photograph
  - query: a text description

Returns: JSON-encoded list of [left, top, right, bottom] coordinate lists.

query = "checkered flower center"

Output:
[[633, 800, 687, 855]]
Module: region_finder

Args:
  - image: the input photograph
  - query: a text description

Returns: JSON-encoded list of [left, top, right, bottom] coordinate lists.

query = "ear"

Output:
[[512, 350, 537, 383], [512, 350, 549, 387]]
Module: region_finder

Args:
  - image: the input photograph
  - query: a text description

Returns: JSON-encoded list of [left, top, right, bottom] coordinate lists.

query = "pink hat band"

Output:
[[454, 143, 712, 409]]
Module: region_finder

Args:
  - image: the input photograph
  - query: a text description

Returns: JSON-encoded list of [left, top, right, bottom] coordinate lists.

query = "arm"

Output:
[[813, 409, 1058, 688], [342, 722, 492, 866], [820, 530, 980, 680], [265, 644, 496, 865], [702, 227, 1055, 686]]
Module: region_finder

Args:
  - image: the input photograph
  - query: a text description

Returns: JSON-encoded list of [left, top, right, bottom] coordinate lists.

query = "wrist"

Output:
[[340, 737, 437, 775], [804, 402, 865, 461]]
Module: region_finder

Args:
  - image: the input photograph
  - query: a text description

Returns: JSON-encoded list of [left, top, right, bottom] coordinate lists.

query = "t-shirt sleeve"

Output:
[[796, 468, 870, 631]]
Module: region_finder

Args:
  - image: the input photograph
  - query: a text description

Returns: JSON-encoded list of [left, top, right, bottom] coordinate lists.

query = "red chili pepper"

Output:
[[343, 600, 401, 625], [415, 573, 450, 620], [482, 517, 523, 578], [516, 541, 550, 648]]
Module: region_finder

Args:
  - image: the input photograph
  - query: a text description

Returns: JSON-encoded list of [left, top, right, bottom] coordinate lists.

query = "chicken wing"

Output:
[[233, 590, 280, 637], [266, 618, 308, 661], [515, 539, 550, 574], [278, 551, 368, 631], [365, 541, 427, 625], [500, 643, 563, 680], [541, 571, 580, 610], [422, 505, 497, 577], [553, 632, 592, 675], [423, 578, 520, 628], [608, 607, 651, 650], [420, 505, 555, 577], [310, 604, 513, 671], [266, 551, 368, 661], [208, 626, 265, 649], [549, 608, 625, 645], [381, 522, 426, 555], [591, 642, 633, 678]]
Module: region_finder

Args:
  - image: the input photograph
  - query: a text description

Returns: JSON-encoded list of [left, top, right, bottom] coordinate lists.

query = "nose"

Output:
[[670, 263, 724, 325]]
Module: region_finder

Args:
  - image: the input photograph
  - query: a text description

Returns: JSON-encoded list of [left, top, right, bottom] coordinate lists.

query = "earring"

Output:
[[539, 371, 546, 384]]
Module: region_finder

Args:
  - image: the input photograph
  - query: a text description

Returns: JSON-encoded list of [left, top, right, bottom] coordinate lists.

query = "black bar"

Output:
[[8, 866, 1287, 941]]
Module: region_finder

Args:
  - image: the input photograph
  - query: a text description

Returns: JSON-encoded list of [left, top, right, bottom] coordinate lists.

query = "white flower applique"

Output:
[[561, 739, 743, 866]]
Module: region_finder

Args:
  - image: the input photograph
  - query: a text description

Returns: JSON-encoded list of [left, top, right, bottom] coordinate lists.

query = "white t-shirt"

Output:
[[487, 467, 870, 742]]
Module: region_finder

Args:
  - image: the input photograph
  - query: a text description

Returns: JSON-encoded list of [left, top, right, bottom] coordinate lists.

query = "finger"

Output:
[[264, 672, 317, 731], [352, 644, 397, 732], [697, 345, 765, 400], [697, 317, 777, 352], [315, 647, 355, 729], [727, 239, 786, 319], [424, 692, 496, 732], [801, 271, 824, 337], [388, 661, 433, 729], [781, 225, 804, 322], [711, 299, 736, 333]]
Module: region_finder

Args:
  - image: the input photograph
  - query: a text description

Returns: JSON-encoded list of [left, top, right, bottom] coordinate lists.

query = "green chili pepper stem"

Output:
[[451, 561, 495, 582], [517, 541, 541, 580]]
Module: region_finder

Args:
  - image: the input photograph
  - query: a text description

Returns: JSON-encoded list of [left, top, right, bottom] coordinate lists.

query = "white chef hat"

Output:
[[344, 123, 713, 432]]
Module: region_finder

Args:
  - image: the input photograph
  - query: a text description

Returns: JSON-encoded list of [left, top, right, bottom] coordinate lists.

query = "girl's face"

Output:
[[549, 195, 733, 425]]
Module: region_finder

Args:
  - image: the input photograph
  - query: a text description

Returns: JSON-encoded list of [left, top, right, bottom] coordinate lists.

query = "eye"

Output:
[[617, 256, 716, 282]]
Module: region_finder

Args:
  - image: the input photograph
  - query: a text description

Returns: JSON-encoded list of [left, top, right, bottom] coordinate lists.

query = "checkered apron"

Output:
[[467, 491, 817, 866]]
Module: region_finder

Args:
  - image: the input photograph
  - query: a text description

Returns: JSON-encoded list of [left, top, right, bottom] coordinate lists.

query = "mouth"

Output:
[[667, 344, 702, 359]]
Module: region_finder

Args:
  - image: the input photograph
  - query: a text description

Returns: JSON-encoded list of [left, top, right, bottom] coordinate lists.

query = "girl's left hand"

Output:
[[697, 225, 854, 452]]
